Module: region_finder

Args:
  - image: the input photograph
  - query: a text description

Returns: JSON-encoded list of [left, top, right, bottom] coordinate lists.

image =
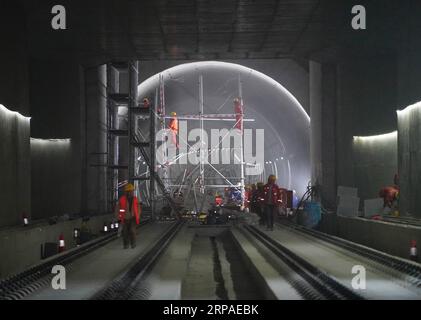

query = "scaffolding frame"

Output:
[[156, 74, 248, 209]]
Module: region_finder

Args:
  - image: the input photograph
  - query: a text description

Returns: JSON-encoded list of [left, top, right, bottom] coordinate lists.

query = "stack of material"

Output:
[[337, 186, 360, 217]]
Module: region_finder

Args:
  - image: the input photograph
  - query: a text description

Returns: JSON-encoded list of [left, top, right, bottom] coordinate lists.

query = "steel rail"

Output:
[[0, 219, 150, 300], [243, 224, 364, 300], [90, 220, 184, 300], [277, 220, 421, 288]]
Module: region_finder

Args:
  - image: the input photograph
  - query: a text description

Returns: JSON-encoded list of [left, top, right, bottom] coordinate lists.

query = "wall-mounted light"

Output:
[[30, 138, 71, 145], [73, 228, 80, 239], [0, 104, 31, 121], [397, 101, 421, 117], [353, 131, 397, 143]]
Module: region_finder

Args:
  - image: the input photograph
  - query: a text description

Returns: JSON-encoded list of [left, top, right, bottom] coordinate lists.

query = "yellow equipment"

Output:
[[198, 212, 207, 224], [124, 183, 135, 192]]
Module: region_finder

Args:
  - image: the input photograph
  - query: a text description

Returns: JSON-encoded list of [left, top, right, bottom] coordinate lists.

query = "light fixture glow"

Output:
[[0, 104, 31, 121], [353, 131, 397, 142], [30, 138, 72, 146], [396, 101, 421, 116]]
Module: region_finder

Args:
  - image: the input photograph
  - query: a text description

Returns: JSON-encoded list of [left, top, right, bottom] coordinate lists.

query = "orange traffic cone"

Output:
[[410, 240, 418, 262], [58, 233, 65, 253]]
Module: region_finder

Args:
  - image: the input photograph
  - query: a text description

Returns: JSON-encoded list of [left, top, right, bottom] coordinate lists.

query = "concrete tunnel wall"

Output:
[[352, 132, 398, 201], [30, 138, 74, 220], [29, 58, 85, 219], [0, 105, 31, 227]]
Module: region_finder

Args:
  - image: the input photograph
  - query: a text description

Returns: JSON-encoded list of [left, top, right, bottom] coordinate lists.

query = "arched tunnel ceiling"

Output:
[[137, 61, 310, 195]]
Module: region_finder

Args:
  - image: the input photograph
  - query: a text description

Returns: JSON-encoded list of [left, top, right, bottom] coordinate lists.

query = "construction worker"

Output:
[[379, 173, 400, 211], [168, 111, 179, 148], [117, 183, 141, 249], [142, 97, 150, 108], [263, 175, 282, 231], [215, 192, 223, 206]]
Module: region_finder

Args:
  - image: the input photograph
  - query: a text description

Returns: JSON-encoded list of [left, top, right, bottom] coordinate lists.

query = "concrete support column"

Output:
[[85, 65, 108, 214], [310, 61, 337, 208], [398, 103, 421, 218]]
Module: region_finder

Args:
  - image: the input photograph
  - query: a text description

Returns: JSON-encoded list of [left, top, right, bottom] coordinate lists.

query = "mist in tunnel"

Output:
[[137, 61, 310, 197]]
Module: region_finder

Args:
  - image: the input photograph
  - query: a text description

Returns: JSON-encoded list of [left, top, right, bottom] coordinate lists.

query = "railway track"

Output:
[[0, 219, 150, 300], [242, 224, 364, 300], [277, 220, 421, 289], [91, 220, 184, 300]]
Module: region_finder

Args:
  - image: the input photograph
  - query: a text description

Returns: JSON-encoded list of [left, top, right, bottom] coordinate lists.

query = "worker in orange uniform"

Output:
[[168, 111, 179, 148], [117, 183, 142, 249], [263, 175, 282, 231]]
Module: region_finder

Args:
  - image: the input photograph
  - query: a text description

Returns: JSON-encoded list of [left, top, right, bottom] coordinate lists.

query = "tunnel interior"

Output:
[[2, 0, 421, 302]]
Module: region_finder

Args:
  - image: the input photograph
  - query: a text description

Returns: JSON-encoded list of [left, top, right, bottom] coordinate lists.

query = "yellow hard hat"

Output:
[[171, 111, 177, 116], [268, 175, 277, 182], [124, 183, 135, 192]]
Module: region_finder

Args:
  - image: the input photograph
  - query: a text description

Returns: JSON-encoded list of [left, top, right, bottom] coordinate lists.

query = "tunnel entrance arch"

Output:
[[134, 61, 310, 208]]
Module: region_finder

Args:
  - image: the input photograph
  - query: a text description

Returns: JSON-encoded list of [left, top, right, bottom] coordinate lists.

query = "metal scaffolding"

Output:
[[105, 65, 250, 215]]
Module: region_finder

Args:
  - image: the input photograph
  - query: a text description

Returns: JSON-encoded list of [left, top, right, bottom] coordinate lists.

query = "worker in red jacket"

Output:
[[117, 183, 142, 249], [379, 186, 399, 209], [263, 175, 282, 231]]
